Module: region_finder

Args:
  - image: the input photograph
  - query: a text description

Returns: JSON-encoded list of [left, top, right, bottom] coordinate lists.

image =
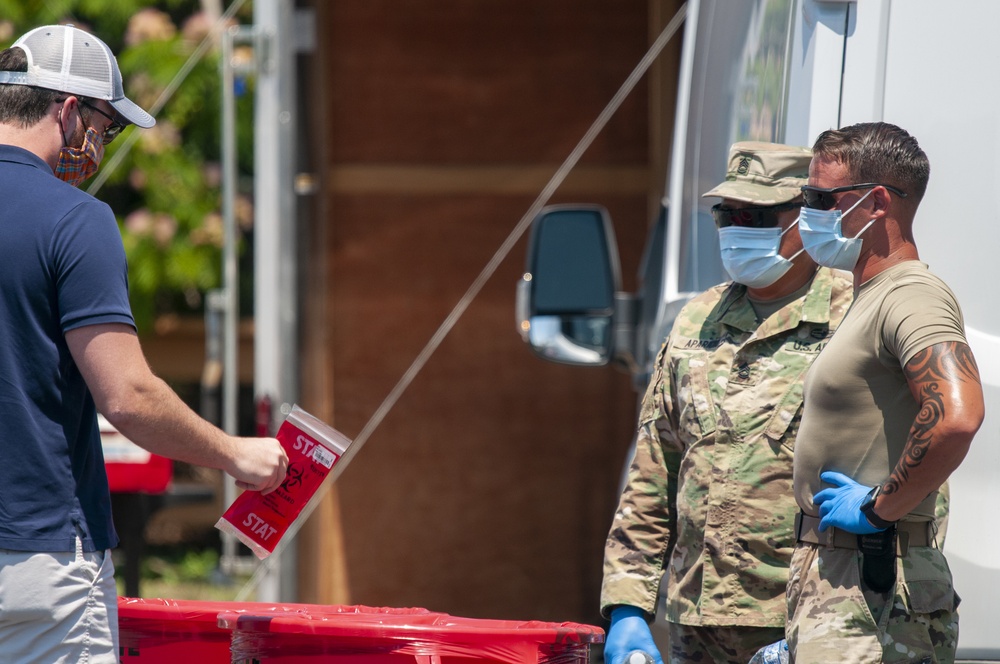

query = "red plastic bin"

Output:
[[118, 598, 233, 662], [219, 608, 604, 664], [101, 416, 173, 494], [119, 598, 436, 662]]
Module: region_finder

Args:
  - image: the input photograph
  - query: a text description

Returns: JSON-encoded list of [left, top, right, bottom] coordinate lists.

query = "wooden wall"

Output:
[[295, 0, 682, 626]]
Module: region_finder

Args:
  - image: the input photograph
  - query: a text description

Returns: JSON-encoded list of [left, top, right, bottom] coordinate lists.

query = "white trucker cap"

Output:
[[0, 24, 155, 128]]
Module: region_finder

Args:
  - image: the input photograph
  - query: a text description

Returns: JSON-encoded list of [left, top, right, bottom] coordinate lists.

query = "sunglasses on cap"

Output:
[[800, 183, 907, 210], [711, 201, 802, 229]]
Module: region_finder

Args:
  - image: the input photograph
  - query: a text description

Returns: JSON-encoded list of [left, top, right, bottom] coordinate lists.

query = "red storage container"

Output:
[[101, 416, 172, 494], [117, 598, 442, 663], [118, 598, 320, 662], [118, 598, 239, 662], [219, 608, 604, 664]]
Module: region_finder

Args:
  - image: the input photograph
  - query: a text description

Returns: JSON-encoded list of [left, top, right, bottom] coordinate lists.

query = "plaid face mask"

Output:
[[54, 126, 105, 187]]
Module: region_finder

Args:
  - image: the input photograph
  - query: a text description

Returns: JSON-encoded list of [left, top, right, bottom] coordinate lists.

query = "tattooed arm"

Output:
[[874, 341, 984, 521]]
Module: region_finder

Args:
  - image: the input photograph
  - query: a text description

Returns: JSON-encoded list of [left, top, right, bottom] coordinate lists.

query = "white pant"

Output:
[[0, 536, 118, 664]]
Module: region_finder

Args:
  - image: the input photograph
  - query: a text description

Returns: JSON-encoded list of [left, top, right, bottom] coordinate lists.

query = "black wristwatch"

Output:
[[860, 485, 896, 530]]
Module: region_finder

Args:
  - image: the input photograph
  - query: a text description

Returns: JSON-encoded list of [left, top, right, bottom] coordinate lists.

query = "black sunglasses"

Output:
[[800, 183, 907, 210], [711, 201, 802, 229], [79, 100, 128, 145]]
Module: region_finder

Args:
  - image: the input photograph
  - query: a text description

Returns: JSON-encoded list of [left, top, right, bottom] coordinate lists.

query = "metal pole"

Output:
[[220, 24, 240, 570], [202, 289, 224, 427], [254, 0, 299, 602], [221, 27, 239, 448]]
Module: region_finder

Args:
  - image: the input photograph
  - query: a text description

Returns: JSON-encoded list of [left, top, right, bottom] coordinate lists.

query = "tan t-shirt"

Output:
[[793, 261, 967, 520]]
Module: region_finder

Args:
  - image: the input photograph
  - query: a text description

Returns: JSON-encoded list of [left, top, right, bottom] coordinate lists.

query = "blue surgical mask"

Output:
[[798, 188, 877, 271], [718, 221, 804, 288]]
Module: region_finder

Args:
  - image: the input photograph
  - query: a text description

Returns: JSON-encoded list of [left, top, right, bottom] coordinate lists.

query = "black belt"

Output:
[[795, 511, 933, 556]]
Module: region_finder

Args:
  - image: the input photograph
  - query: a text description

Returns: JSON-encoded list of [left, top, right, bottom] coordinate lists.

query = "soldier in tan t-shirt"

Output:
[[786, 122, 984, 664]]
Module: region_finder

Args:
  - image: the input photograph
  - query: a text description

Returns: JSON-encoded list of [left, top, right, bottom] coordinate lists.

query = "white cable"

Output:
[[234, 2, 688, 601]]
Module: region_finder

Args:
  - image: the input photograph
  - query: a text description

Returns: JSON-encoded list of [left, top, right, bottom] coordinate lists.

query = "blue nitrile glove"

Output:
[[813, 470, 883, 534], [603, 606, 664, 664], [749, 638, 789, 664]]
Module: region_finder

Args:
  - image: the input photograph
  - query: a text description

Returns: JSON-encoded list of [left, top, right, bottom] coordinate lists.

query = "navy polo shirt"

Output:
[[0, 145, 134, 552]]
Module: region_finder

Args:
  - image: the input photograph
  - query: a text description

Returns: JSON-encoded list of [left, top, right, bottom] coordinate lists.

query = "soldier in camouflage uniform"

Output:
[[786, 123, 983, 664], [599, 142, 854, 664]]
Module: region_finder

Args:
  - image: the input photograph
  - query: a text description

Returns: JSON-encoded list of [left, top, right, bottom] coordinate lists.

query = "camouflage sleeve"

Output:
[[599, 342, 683, 618]]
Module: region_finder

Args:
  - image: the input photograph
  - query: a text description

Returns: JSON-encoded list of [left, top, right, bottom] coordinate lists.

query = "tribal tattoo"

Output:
[[882, 341, 981, 495]]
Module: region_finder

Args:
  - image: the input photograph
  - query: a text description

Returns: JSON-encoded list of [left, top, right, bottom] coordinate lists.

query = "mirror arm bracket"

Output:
[[611, 292, 639, 373]]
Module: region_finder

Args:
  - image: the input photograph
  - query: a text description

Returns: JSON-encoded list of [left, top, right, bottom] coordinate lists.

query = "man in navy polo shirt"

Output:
[[0, 25, 288, 663]]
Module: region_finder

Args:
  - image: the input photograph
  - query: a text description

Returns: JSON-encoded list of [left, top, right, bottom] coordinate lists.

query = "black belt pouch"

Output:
[[858, 526, 897, 593]]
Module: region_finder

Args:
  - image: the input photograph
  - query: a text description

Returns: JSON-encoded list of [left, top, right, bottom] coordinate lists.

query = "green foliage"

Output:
[[140, 545, 220, 584], [1, 1, 256, 331], [115, 543, 255, 600]]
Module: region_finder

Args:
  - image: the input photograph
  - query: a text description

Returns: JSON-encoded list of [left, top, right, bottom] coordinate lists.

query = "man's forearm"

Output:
[[876, 432, 971, 522], [68, 323, 287, 492], [877, 342, 983, 521], [67, 323, 241, 474], [101, 373, 239, 474]]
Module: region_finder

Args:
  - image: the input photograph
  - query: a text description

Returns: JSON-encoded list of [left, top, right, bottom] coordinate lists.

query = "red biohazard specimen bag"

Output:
[[215, 405, 352, 559]]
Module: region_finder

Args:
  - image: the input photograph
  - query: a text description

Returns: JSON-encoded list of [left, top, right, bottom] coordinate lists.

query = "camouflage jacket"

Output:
[[600, 267, 854, 627]]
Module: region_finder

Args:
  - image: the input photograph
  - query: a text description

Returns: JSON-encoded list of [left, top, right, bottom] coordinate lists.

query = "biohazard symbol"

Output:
[[281, 462, 303, 491]]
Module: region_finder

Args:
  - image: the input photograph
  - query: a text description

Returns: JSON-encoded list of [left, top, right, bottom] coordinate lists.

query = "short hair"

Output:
[[812, 122, 930, 202], [0, 46, 65, 126]]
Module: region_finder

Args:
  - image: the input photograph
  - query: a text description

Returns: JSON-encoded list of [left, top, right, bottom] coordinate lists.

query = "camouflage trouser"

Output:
[[648, 575, 785, 664], [658, 623, 785, 664], [785, 542, 959, 664]]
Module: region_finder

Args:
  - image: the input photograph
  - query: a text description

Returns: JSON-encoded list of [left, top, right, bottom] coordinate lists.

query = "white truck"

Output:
[[516, 0, 1000, 660]]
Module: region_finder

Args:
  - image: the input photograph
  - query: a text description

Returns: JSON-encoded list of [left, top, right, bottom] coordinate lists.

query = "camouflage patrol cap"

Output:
[[702, 141, 812, 205]]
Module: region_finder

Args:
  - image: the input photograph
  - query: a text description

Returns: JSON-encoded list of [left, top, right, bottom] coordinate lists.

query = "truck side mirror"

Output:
[[516, 205, 622, 365]]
